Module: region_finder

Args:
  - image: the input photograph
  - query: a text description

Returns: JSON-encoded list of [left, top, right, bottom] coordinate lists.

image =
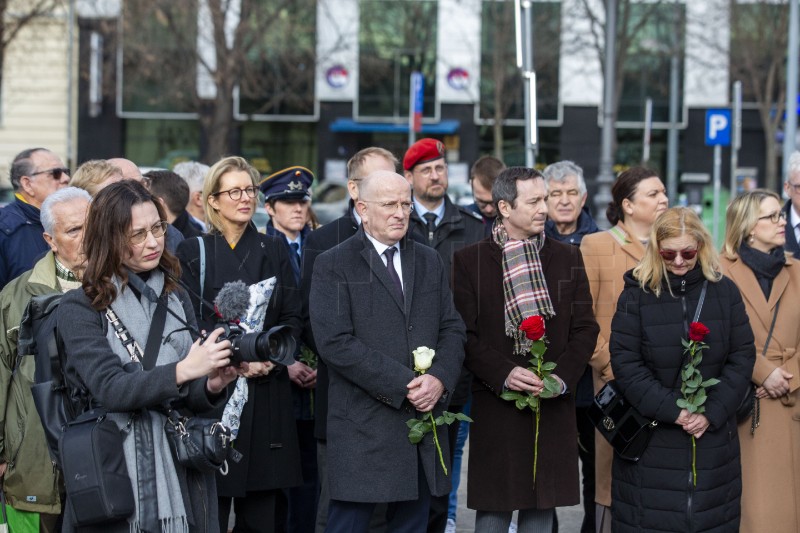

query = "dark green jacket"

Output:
[[0, 252, 62, 514]]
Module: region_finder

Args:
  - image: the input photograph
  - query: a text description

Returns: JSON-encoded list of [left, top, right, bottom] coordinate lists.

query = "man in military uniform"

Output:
[[403, 138, 484, 533]]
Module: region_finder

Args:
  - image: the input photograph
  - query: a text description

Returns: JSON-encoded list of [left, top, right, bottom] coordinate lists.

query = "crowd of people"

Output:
[[0, 142, 798, 533]]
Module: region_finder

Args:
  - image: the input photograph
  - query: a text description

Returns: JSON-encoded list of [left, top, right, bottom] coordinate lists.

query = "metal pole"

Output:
[[731, 81, 742, 196], [642, 98, 652, 164], [784, 0, 799, 181], [521, 0, 536, 167], [713, 144, 722, 244], [666, 0, 681, 203], [66, 0, 76, 167], [595, 0, 617, 228], [408, 72, 416, 146]]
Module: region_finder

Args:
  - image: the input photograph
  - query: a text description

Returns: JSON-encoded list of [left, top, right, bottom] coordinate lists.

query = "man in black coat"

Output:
[[309, 170, 465, 533], [301, 147, 399, 532], [783, 151, 800, 258], [403, 139, 484, 533]]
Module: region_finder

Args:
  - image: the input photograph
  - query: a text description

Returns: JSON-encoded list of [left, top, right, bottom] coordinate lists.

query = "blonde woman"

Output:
[[579, 167, 667, 531], [609, 207, 754, 532], [69, 159, 124, 196], [720, 189, 800, 533]]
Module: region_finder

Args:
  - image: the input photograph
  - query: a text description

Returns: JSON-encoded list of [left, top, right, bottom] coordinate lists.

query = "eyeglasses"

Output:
[[213, 187, 258, 201], [416, 164, 447, 179], [787, 183, 800, 194], [129, 221, 168, 245], [361, 200, 414, 213], [30, 167, 70, 180], [659, 248, 698, 262], [757, 211, 786, 224]]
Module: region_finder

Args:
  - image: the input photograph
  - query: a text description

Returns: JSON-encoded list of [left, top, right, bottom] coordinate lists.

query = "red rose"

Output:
[[688, 322, 710, 342], [519, 316, 546, 341]]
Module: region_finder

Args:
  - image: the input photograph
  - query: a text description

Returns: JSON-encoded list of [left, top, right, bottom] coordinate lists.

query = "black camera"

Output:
[[211, 322, 296, 367]]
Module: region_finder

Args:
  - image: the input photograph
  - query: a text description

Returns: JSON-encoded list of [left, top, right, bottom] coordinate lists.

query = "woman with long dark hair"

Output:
[[58, 179, 238, 532]]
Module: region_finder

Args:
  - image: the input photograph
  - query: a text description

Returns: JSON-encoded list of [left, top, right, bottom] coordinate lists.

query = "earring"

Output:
[[748, 234, 755, 244]]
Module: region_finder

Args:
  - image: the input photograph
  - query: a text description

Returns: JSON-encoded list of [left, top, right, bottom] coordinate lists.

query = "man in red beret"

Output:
[[403, 138, 484, 533]]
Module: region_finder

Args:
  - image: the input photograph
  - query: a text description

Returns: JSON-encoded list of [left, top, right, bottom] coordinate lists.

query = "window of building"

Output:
[[357, 0, 439, 120], [729, 2, 787, 106], [236, 0, 317, 118], [617, 3, 685, 125], [477, 0, 560, 126]]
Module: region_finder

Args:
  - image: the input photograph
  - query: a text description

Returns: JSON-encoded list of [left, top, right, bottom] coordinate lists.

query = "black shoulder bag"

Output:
[[736, 299, 780, 433], [588, 281, 708, 463]]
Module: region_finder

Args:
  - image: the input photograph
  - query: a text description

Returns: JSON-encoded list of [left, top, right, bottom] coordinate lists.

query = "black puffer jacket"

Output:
[[609, 266, 755, 533]]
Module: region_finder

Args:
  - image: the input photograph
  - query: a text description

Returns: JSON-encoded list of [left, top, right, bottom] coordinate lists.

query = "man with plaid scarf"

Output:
[[452, 167, 599, 533]]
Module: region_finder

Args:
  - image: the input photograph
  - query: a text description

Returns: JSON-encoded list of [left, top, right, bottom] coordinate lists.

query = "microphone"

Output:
[[214, 281, 251, 323]]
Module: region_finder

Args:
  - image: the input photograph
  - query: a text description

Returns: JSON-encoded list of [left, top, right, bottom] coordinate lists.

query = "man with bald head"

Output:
[[301, 147, 400, 531], [0, 148, 70, 290], [310, 171, 465, 532]]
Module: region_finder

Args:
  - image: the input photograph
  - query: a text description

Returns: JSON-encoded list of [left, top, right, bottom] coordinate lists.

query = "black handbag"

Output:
[[163, 406, 234, 473], [59, 408, 135, 526], [590, 281, 708, 463], [106, 292, 236, 474], [588, 380, 657, 462], [737, 299, 780, 431]]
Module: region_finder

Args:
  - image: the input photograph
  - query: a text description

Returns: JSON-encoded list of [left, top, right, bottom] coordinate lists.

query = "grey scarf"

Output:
[[105, 272, 193, 533]]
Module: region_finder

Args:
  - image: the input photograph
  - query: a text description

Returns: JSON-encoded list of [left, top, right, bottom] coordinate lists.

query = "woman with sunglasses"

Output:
[[57, 180, 240, 531], [720, 190, 800, 533], [608, 207, 754, 532], [579, 166, 667, 531], [175, 156, 302, 533]]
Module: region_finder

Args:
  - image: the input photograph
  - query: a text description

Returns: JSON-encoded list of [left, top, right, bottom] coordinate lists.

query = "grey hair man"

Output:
[[0, 186, 91, 531], [783, 152, 800, 258], [173, 161, 210, 231], [543, 160, 599, 246], [0, 148, 70, 290]]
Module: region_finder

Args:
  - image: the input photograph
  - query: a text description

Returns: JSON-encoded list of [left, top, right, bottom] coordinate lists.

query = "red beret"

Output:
[[403, 138, 446, 171]]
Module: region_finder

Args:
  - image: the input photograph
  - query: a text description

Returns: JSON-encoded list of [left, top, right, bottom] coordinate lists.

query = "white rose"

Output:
[[412, 346, 435, 372]]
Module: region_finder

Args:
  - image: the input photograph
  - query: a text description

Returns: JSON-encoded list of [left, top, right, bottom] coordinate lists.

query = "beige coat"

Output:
[[721, 254, 800, 533], [580, 222, 646, 507]]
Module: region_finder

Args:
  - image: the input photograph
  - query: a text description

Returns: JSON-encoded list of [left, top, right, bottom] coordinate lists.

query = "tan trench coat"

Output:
[[580, 222, 645, 507], [721, 254, 800, 533]]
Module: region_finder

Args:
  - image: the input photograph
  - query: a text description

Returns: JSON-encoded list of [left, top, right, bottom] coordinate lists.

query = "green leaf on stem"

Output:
[[677, 398, 689, 409], [530, 340, 546, 357], [453, 413, 473, 423], [701, 378, 720, 387], [540, 361, 557, 372]]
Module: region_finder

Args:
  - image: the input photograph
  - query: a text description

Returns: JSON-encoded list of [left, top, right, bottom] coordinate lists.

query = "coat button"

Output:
[[408, 325, 413, 331]]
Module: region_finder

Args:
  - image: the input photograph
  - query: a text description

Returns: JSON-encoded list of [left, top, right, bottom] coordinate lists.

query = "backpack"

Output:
[[16, 292, 89, 464]]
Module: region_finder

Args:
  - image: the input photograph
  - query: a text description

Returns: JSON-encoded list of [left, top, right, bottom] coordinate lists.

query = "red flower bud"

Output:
[[688, 322, 709, 342], [519, 316, 546, 341]]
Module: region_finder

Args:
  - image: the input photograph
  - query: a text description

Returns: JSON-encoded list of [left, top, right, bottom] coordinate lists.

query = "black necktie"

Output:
[[383, 247, 403, 301], [423, 212, 437, 245], [288, 242, 301, 286]]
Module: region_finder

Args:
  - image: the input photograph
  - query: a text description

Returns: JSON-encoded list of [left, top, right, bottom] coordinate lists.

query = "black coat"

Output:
[[783, 200, 800, 258], [409, 196, 484, 405], [300, 207, 360, 440], [609, 267, 755, 533], [176, 225, 303, 496]]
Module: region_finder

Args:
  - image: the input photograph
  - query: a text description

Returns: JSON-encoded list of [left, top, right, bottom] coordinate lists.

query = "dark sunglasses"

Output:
[[30, 167, 70, 180], [659, 248, 698, 261]]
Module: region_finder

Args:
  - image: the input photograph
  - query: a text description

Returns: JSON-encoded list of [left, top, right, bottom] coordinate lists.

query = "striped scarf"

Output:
[[492, 219, 555, 355]]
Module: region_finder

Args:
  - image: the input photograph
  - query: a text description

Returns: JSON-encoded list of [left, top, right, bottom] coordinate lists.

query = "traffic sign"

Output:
[[705, 109, 731, 146]]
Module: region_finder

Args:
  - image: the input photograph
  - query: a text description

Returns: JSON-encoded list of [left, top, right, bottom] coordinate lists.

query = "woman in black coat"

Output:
[[609, 207, 755, 533], [176, 156, 302, 533]]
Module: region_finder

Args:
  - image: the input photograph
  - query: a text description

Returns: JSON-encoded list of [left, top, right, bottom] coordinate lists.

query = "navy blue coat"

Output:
[[0, 199, 49, 290]]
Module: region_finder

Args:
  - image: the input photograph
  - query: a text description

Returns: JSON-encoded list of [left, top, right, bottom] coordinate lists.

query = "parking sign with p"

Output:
[[705, 109, 731, 146]]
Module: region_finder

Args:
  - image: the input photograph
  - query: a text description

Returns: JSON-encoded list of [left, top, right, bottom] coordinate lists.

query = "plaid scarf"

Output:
[[492, 219, 555, 355]]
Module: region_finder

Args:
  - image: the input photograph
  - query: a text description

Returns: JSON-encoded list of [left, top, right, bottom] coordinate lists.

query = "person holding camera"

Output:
[[57, 180, 240, 532], [176, 156, 303, 533]]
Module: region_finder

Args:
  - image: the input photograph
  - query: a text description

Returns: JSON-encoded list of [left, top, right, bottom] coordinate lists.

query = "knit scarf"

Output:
[[105, 271, 193, 533], [738, 243, 787, 299], [492, 219, 555, 355]]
